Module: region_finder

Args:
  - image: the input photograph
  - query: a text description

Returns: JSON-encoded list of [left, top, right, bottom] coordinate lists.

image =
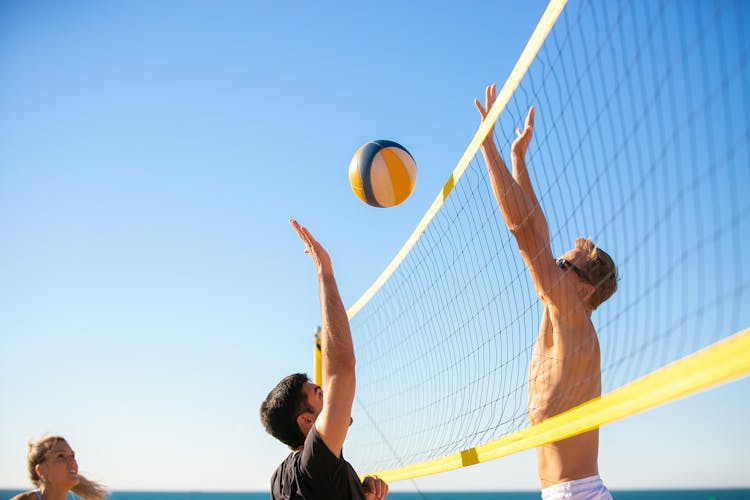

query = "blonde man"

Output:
[[475, 84, 618, 499]]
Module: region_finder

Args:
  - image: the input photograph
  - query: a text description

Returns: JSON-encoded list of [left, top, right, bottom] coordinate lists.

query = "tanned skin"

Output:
[[475, 86, 603, 488], [290, 220, 388, 499]]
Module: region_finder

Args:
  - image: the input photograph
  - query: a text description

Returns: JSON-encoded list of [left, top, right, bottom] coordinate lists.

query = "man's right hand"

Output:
[[290, 219, 333, 276], [290, 219, 355, 459]]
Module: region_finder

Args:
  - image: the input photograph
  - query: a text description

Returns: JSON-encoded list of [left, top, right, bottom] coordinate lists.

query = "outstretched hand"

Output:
[[290, 219, 332, 276], [475, 83, 535, 160], [362, 475, 389, 500], [474, 83, 498, 144], [512, 106, 535, 161]]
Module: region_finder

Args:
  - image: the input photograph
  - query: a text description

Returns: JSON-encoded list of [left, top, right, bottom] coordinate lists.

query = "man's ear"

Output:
[[296, 412, 315, 436], [578, 282, 596, 304]]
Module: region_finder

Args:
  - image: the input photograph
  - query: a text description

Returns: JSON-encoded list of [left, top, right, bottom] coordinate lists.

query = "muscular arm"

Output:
[[291, 220, 355, 458], [475, 86, 558, 303], [509, 108, 550, 246], [476, 89, 603, 487]]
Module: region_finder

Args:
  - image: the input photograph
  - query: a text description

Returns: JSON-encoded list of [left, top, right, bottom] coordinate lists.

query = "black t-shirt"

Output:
[[270, 426, 366, 500]]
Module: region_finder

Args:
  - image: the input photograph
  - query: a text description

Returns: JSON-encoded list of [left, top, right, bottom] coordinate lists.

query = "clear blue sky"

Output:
[[1, 0, 748, 493]]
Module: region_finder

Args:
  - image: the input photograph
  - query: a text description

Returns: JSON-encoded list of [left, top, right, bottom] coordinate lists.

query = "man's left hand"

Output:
[[362, 475, 389, 499]]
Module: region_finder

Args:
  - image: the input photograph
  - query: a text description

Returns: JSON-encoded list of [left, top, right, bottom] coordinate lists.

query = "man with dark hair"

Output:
[[260, 220, 389, 500], [475, 85, 618, 499]]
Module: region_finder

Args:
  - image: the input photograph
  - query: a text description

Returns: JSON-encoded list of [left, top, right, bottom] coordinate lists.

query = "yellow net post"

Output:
[[313, 326, 322, 386]]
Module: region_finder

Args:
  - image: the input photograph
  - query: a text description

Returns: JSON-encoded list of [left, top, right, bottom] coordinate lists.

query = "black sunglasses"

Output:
[[556, 258, 591, 283]]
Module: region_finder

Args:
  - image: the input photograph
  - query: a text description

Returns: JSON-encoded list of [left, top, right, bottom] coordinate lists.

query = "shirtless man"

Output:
[[475, 84, 618, 499]]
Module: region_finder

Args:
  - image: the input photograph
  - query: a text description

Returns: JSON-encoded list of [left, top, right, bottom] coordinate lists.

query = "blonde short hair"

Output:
[[575, 237, 618, 309]]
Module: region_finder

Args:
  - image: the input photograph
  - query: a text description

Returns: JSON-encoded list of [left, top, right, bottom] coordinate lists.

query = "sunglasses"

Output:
[[556, 258, 591, 283]]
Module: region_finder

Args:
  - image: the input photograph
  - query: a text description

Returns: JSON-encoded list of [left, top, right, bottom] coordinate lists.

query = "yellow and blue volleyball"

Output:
[[348, 140, 417, 208]]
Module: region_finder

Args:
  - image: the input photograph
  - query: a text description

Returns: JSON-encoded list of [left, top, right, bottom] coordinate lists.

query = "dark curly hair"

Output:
[[260, 373, 314, 449]]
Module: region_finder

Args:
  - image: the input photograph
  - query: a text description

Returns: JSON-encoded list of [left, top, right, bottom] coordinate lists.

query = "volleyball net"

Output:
[[341, 0, 750, 482]]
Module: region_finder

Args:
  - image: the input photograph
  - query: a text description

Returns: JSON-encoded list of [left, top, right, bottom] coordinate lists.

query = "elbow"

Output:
[[507, 220, 531, 236], [503, 208, 535, 237], [340, 355, 356, 373], [327, 353, 356, 375]]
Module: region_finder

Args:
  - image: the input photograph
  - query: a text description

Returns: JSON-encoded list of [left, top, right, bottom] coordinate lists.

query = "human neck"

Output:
[[39, 484, 71, 500]]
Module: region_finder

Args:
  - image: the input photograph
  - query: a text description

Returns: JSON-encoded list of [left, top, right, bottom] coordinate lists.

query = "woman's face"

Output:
[[37, 440, 79, 490]]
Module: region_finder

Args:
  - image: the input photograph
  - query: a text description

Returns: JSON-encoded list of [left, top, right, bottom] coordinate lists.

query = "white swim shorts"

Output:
[[541, 475, 613, 500]]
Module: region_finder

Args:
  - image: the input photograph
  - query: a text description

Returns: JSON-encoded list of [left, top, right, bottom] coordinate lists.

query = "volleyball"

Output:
[[348, 140, 417, 208]]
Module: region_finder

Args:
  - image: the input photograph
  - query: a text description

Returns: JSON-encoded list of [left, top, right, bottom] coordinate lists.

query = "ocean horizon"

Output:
[[3, 489, 750, 499]]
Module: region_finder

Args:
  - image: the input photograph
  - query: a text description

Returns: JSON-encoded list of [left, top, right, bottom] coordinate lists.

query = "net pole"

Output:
[[313, 326, 322, 386]]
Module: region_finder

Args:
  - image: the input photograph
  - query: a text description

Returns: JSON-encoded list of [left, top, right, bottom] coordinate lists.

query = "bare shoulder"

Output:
[[520, 246, 573, 309], [10, 492, 38, 500]]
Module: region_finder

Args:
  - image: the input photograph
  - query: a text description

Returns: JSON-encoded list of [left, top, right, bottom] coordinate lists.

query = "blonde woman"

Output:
[[11, 436, 108, 500]]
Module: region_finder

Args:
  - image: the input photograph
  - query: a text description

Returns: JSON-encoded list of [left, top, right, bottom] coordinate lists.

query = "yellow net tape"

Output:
[[347, 0, 750, 482], [365, 327, 750, 482]]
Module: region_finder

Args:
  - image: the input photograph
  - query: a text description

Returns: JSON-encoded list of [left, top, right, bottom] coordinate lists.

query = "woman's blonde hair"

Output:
[[27, 436, 109, 500], [575, 237, 618, 310]]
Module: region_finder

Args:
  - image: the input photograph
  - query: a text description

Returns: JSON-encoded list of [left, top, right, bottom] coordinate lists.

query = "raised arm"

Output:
[[475, 84, 550, 242], [290, 219, 355, 458], [474, 86, 561, 305]]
